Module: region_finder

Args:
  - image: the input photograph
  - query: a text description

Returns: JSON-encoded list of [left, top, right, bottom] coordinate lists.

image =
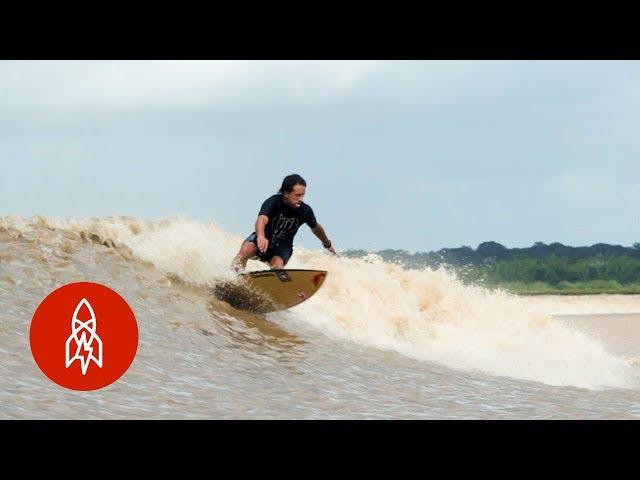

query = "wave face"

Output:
[[2, 214, 638, 394]]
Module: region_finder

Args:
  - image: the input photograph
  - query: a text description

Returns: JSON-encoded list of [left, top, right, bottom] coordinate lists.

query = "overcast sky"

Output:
[[1, 60, 638, 252]]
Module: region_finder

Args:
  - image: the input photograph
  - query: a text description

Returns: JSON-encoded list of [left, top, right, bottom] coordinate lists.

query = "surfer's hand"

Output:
[[257, 235, 269, 253], [325, 244, 337, 255]]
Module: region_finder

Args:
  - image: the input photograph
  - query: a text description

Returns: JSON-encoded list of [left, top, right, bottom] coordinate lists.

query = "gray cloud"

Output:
[[1, 60, 639, 251]]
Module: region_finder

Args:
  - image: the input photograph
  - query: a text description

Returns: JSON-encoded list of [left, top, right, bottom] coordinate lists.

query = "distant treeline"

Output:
[[344, 242, 640, 294]]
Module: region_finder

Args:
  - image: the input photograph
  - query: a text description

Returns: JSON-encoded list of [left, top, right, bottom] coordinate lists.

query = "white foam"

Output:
[[4, 214, 638, 389], [284, 251, 637, 389]]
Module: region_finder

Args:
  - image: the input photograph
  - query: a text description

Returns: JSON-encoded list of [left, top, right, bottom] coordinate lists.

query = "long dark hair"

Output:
[[278, 174, 307, 194]]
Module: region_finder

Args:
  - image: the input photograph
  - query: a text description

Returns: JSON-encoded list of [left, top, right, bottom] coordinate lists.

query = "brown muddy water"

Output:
[[1, 216, 639, 419]]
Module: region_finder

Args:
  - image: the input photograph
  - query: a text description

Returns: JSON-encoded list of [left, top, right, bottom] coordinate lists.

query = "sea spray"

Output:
[[3, 214, 638, 389]]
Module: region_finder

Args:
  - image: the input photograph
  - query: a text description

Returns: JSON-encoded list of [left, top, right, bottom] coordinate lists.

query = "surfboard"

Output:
[[213, 269, 328, 313]]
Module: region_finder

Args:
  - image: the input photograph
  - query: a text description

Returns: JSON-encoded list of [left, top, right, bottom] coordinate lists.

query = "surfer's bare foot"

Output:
[[231, 254, 247, 274]]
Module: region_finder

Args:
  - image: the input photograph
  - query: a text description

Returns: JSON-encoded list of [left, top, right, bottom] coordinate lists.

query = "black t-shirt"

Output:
[[257, 194, 317, 246]]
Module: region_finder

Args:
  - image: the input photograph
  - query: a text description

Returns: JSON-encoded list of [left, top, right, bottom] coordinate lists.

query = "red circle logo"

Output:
[[30, 282, 139, 391]]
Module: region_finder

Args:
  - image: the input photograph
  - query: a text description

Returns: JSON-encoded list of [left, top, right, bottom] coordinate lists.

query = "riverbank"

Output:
[[482, 281, 640, 295]]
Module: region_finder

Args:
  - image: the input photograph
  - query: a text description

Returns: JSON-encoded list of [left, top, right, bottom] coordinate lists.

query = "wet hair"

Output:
[[279, 174, 307, 194]]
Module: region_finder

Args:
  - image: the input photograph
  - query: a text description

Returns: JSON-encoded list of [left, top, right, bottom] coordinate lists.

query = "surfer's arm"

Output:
[[311, 224, 336, 254], [255, 215, 270, 252]]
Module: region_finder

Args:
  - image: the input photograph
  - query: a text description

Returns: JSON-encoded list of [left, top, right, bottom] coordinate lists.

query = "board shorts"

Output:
[[244, 232, 293, 265]]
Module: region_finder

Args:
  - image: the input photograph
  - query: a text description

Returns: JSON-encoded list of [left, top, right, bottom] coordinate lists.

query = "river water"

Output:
[[2, 215, 639, 419]]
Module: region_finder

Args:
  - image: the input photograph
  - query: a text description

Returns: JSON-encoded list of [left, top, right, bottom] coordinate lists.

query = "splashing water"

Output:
[[3, 214, 639, 390]]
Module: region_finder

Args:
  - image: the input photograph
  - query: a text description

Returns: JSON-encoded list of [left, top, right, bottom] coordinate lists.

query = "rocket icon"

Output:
[[65, 298, 103, 375]]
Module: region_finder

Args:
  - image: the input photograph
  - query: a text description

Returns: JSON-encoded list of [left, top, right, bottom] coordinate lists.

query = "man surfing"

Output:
[[231, 174, 337, 272]]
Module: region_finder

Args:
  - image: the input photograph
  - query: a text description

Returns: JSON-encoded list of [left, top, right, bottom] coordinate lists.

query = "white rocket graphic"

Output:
[[65, 298, 103, 375]]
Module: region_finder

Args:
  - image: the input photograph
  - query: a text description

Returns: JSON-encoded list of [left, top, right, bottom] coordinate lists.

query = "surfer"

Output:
[[231, 174, 337, 272]]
